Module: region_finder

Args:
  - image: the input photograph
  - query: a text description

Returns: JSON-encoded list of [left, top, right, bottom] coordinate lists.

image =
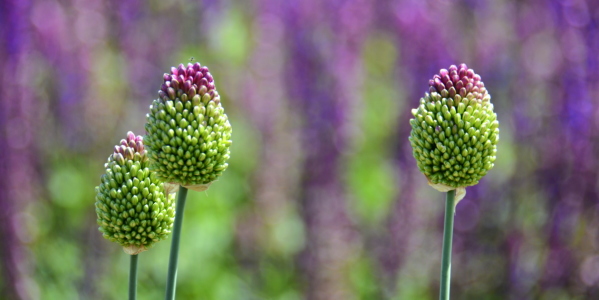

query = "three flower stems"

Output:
[[125, 175, 457, 300], [129, 189, 458, 300], [165, 186, 189, 300], [439, 190, 456, 300]]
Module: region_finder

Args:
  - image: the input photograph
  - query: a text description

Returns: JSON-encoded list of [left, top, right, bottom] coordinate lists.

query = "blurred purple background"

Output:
[[1, 0, 598, 299]]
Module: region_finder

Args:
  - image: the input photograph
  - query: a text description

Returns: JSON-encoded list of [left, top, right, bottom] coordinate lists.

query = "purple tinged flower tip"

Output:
[[110, 152, 126, 165], [188, 87, 197, 98], [428, 64, 487, 102], [124, 148, 134, 159], [177, 64, 186, 76], [159, 62, 216, 100], [467, 69, 474, 78], [171, 79, 179, 91], [167, 87, 176, 100], [449, 87, 456, 97], [441, 75, 450, 84], [112, 132, 146, 161]]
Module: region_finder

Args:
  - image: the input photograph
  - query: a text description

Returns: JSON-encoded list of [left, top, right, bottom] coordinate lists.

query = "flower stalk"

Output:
[[408, 64, 498, 299], [439, 190, 456, 300], [129, 254, 139, 300], [164, 186, 188, 300]]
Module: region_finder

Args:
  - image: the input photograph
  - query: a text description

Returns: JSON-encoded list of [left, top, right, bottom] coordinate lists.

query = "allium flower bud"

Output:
[[144, 63, 232, 191], [409, 64, 499, 199], [95, 132, 176, 255]]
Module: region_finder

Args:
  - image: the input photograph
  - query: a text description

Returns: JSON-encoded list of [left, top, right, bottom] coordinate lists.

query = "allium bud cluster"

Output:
[[409, 64, 499, 189], [144, 63, 232, 188], [95, 132, 175, 254]]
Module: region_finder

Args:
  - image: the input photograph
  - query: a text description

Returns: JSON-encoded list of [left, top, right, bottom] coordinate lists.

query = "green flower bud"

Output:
[[144, 63, 232, 191], [95, 132, 175, 254], [409, 64, 499, 196]]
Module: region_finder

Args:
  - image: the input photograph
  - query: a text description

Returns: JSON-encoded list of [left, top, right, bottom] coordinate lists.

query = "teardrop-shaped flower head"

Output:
[[409, 64, 499, 190], [95, 132, 176, 255], [144, 63, 232, 190]]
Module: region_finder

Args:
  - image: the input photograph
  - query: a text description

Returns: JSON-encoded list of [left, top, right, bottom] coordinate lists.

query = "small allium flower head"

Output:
[[409, 64, 499, 197], [95, 132, 176, 255], [144, 63, 232, 191]]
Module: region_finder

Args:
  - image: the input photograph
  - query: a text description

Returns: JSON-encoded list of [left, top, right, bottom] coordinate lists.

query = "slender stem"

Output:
[[439, 190, 456, 300], [165, 186, 188, 300], [129, 254, 139, 300]]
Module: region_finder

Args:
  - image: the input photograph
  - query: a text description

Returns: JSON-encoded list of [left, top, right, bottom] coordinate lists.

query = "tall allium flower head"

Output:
[[144, 63, 232, 191], [409, 64, 499, 200], [95, 132, 176, 255]]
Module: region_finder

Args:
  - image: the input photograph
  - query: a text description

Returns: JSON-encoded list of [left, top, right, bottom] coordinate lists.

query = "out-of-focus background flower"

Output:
[[1, 0, 598, 299]]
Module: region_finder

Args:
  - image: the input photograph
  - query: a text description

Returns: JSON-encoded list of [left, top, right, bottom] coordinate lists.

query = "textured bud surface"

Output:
[[144, 63, 232, 186], [409, 64, 499, 189], [95, 132, 175, 253]]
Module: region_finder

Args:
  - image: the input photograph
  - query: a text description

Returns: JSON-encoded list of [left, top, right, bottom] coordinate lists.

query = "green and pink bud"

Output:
[[144, 63, 232, 191], [95, 132, 176, 254], [409, 64, 499, 201]]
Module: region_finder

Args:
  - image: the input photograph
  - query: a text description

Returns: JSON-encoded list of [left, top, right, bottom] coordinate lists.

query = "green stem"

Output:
[[129, 254, 139, 300], [165, 186, 188, 300], [439, 190, 456, 300]]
